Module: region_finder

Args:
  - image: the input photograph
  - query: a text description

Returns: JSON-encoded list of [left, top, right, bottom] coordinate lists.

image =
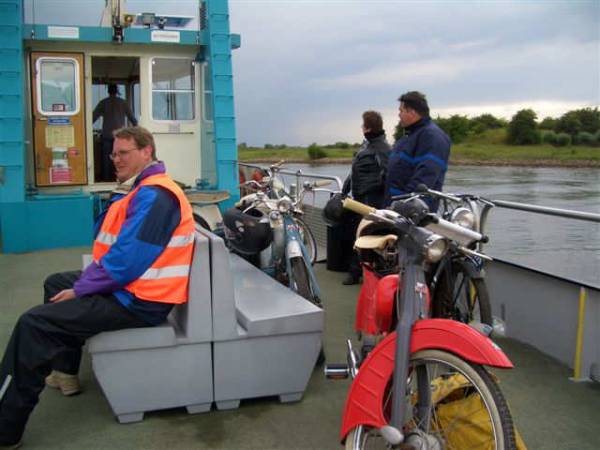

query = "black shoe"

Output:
[[342, 274, 360, 285]]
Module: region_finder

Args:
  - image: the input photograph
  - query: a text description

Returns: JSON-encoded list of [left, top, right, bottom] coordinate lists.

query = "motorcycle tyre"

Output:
[[290, 256, 317, 306], [295, 217, 318, 265], [458, 276, 493, 327], [289, 256, 325, 365], [435, 264, 493, 327], [344, 349, 516, 450]]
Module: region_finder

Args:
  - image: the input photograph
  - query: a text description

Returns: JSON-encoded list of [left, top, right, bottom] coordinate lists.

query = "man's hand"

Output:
[[50, 289, 76, 303]]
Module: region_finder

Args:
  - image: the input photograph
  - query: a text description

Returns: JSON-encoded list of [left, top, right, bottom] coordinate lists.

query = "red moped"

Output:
[[326, 198, 516, 450]]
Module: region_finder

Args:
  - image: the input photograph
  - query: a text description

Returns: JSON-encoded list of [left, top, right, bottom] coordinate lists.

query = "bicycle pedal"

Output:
[[324, 363, 350, 379]]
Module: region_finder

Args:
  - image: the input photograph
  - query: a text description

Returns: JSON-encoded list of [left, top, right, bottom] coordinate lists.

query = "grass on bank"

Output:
[[239, 129, 600, 163]]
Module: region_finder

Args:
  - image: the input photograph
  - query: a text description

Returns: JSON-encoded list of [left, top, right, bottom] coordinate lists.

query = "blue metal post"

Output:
[[205, 0, 239, 209]]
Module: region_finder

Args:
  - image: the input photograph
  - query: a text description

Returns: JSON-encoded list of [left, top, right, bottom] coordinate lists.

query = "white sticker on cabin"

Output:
[[47, 26, 80, 39], [151, 30, 180, 43]]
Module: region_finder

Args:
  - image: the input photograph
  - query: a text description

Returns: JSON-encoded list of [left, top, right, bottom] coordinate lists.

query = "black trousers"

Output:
[[347, 214, 363, 278], [101, 137, 115, 181], [0, 271, 147, 444]]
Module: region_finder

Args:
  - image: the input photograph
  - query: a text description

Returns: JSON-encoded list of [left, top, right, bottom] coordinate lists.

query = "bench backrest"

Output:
[[196, 228, 238, 341], [168, 230, 212, 343]]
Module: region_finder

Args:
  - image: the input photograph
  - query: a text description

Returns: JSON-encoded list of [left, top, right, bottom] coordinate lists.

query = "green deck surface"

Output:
[[1, 248, 598, 449]]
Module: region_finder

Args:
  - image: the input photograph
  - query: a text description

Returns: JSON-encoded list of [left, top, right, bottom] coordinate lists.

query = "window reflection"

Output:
[[151, 58, 195, 121], [39, 59, 78, 114]]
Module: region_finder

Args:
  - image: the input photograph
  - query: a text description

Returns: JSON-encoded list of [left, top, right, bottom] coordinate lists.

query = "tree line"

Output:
[[239, 107, 599, 157], [418, 107, 600, 147]]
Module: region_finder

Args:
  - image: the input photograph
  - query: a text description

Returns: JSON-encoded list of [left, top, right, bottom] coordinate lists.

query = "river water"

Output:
[[278, 164, 600, 288]]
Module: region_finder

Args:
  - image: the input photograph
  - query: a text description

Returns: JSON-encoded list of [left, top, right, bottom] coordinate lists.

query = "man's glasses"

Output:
[[109, 148, 139, 161]]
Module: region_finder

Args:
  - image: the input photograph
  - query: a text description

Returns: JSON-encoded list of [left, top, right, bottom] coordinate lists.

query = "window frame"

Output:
[[35, 56, 81, 116], [149, 56, 197, 123], [201, 62, 214, 123]]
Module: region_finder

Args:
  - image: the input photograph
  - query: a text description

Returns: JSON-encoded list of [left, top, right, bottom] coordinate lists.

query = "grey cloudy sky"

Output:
[[23, 1, 599, 146], [228, 0, 600, 146]]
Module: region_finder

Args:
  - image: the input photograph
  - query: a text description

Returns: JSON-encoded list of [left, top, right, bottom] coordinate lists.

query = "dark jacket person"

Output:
[[93, 84, 138, 181], [341, 111, 390, 285], [385, 91, 451, 209]]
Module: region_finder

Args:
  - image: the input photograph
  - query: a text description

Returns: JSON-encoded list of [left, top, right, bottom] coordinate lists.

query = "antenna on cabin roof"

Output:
[[100, 0, 134, 43]]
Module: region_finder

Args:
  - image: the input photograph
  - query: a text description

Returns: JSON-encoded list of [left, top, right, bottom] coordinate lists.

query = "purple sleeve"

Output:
[[73, 261, 122, 297]]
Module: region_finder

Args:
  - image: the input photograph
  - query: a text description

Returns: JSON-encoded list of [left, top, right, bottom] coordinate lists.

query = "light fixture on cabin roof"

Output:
[[140, 12, 155, 28]]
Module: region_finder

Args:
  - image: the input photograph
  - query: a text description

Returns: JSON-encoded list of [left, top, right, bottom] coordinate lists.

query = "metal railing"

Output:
[[491, 199, 600, 223], [238, 162, 343, 192]]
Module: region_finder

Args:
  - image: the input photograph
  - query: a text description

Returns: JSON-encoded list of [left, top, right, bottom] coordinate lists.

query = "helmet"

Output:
[[223, 207, 273, 255], [322, 193, 356, 226]]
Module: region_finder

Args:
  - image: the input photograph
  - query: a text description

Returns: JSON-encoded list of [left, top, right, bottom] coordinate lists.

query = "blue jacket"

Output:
[[74, 162, 180, 325], [385, 118, 451, 207]]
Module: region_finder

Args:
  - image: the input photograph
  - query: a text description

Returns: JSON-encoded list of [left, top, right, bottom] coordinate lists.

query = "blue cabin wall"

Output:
[[205, 0, 239, 210], [0, 1, 25, 208], [0, 0, 239, 253]]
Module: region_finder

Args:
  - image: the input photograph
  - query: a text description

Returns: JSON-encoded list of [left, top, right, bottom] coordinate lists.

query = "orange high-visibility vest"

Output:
[[92, 173, 194, 304]]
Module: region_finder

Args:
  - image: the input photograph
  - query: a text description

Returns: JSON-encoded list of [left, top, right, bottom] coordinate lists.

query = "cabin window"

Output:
[[151, 58, 195, 121], [36, 58, 80, 115]]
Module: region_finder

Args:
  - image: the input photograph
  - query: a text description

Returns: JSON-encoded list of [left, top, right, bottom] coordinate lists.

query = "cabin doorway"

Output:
[[91, 56, 140, 183]]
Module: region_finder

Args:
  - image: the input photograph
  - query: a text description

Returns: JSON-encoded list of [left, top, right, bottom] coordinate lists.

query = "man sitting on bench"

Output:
[[0, 126, 194, 448]]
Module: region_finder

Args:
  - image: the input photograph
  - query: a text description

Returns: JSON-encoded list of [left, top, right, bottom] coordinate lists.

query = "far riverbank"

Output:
[[241, 157, 600, 168], [239, 138, 600, 168]]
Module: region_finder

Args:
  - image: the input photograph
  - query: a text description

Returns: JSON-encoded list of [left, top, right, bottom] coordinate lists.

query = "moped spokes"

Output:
[[344, 350, 515, 449]]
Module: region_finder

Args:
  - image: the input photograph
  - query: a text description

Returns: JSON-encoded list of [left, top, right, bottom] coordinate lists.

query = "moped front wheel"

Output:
[[433, 262, 493, 327], [344, 349, 516, 450], [295, 217, 318, 265], [290, 256, 319, 306]]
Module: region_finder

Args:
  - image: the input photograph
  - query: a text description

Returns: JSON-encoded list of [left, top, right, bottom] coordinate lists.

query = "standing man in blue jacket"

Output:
[[385, 91, 451, 208]]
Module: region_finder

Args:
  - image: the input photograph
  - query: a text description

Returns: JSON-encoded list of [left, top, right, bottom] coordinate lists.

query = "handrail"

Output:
[[238, 162, 343, 191], [491, 199, 600, 223]]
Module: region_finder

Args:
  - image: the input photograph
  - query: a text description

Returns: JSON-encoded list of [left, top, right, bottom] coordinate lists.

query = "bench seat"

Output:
[[231, 254, 323, 336], [87, 231, 213, 423], [198, 228, 324, 410]]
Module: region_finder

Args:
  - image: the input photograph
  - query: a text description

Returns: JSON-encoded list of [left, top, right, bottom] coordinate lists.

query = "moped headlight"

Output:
[[451, 207, 476, 230], [277, 198, 293, 213], [423, 234, 448, 263]]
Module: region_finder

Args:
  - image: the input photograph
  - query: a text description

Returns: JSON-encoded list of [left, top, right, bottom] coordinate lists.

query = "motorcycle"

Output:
[[226, 162, 334, 307], [326, 198, 517, 449], [396, 185, 497, 330]]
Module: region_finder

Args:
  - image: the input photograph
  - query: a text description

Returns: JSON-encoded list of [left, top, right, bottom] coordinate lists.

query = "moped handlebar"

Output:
[[415, 183, 462, 202], [342, 198, 376, 216], [343, 198, 486, 251], [312, 179, 333, 188], [239, 180, 264, 189], [425, 216, 484, 246], [270, 160, 286, 169]]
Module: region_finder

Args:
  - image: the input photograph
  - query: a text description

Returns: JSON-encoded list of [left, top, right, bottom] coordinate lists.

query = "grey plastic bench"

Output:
[[87, 231, 213, 423], [198, 228, 324, 410]]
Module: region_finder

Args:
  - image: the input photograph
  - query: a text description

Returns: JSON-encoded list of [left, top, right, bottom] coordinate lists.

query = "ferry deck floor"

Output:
[[1, 246, 599, 449]]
